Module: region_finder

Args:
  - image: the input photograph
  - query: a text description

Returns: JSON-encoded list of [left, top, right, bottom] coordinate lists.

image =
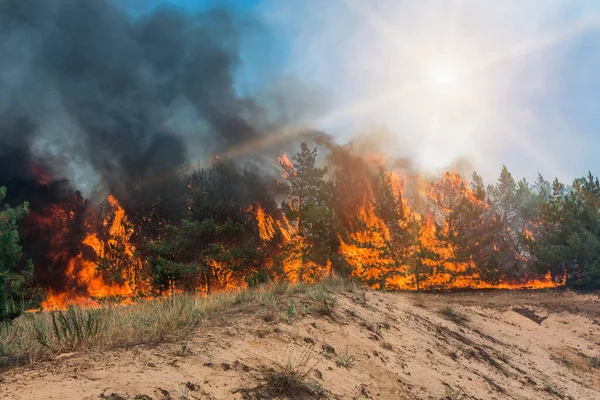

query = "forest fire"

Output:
[[17, 144, 565, 311], [337, 167, 563, 291], [250, 149, 563, 294], [16, 145, 563, 312], [1, 0, 586, 319]]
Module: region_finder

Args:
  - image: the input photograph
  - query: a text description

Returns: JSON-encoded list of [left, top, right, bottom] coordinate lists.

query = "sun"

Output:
[[429, 64, 459, 93]]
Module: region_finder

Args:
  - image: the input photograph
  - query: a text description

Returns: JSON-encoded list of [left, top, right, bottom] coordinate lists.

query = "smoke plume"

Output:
[[0, 0, 295, 290], [0, 0, 273, 207]]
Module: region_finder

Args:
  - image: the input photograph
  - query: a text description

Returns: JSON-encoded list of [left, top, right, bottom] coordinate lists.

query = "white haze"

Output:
[[257, 0, 600, 183]]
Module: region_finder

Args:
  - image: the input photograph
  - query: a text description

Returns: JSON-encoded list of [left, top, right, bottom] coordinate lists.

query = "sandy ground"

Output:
[[1, 289, 599, 399]]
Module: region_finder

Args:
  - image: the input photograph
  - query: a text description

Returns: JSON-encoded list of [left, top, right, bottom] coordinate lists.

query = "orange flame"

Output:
[[248, 203, 277, 241], [278, 153, 296, 179], [336, 167, 562, 291]]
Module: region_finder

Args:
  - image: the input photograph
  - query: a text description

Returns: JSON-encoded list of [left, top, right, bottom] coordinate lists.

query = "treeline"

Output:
[[2, 142, 600, 318], [121, 143, 600, 292]]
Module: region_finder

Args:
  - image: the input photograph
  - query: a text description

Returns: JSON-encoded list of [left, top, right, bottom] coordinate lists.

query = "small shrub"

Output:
[[587, 355, 600, 369], [286, 300, 298, 323], [176, 339, 193, 356], [578, 351, 600, 370]]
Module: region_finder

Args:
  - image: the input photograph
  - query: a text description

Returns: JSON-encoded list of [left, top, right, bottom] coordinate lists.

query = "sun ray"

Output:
[[214, 1, 591, 181], [215, 80, 425, 161], [467, 15, 600, 75], [442, 87, 566, 179]]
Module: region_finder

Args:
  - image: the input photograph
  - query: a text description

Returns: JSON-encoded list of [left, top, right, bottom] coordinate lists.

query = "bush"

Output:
[[245, 269, 271, 288], [35, 307, 108, 352]]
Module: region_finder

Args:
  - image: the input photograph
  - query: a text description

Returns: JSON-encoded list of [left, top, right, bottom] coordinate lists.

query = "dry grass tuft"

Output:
[[439, 306, 470, 325], [412, 293, 427, 308], [552, 347, 600, 375], [308, 287, 336, 317], [240, 346, 325, 400], [444, 385, 466, 400]]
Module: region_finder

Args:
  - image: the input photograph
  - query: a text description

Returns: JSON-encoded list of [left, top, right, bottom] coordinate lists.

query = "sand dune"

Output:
[[2, 289, 599, 399]]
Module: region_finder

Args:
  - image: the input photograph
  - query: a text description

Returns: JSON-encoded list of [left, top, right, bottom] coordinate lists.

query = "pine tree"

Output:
[[0, 187, 33, 320], [424, 172, 496, 287], [470, 171, 486, 202], [283, 142, 329, 211], [280, 142, 337, 275], [145, 160, 267, 294], [531, 173, 600, 288], [487, 166, 532, 277]]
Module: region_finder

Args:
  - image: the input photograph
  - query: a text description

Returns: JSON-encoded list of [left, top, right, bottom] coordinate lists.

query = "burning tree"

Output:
[[333, 147, 416, 290], [419, 172, 499, 288], [256, 143, 334, 283]]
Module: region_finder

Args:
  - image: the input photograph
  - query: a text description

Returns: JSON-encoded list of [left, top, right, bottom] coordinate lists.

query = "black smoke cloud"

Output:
[[0, 0, 296, 290], [0, 0, 269, 208]]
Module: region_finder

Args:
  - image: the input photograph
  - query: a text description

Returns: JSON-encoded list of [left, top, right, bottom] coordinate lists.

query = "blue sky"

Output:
[[129, 0, 600, 183]]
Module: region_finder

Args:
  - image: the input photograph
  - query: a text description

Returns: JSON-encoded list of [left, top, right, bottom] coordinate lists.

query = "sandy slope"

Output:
[[1, 289, 599, 399]]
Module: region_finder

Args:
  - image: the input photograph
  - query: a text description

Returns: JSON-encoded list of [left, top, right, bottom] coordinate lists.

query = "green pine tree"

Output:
[[0, 187, 33, 320], [531, 173, 600, 288], [281, 142, 338, 272]]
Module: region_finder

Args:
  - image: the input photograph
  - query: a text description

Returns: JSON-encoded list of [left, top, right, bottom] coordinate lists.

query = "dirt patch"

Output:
[[425, 289, 600, 319], [512, 307, 548, 325]]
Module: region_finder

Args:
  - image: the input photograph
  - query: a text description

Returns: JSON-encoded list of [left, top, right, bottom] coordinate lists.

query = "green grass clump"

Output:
[[335, 342, 355, 369]]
